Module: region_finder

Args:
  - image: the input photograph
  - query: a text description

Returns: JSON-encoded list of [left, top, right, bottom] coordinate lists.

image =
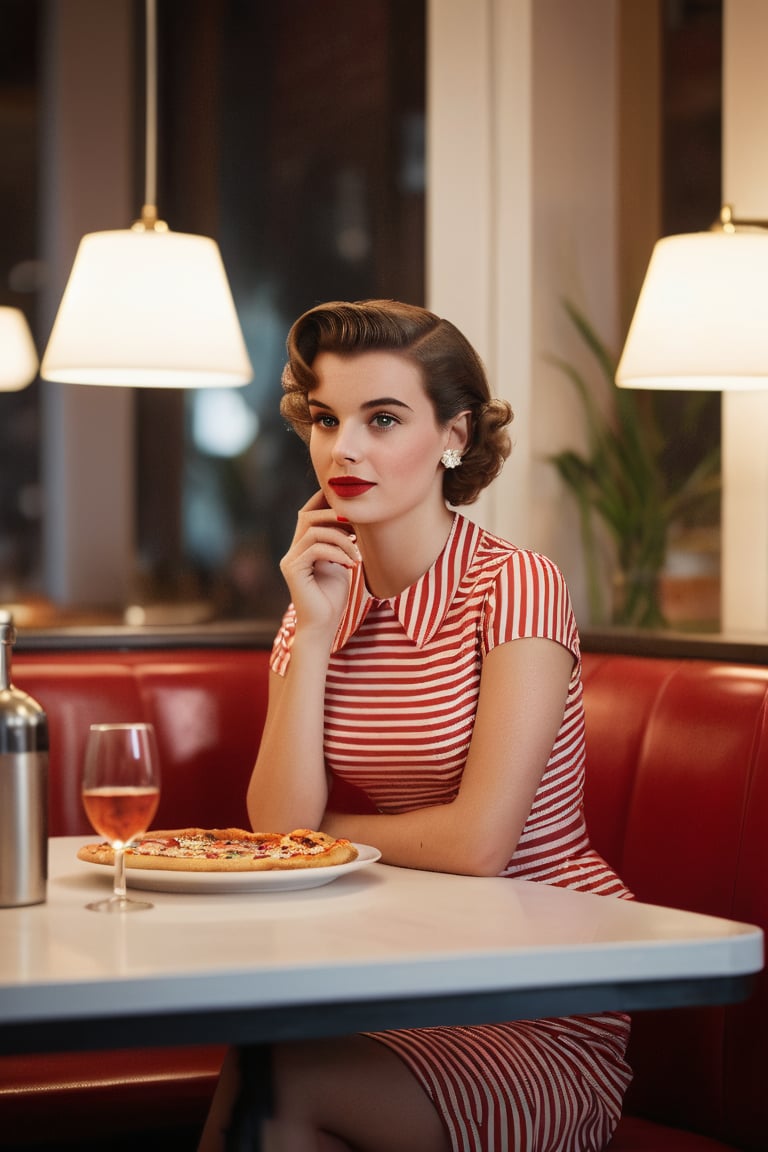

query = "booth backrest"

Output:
[[13, 648, 272, 836]]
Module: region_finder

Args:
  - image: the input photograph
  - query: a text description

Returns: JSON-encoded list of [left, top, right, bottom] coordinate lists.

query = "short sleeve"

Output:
[[480, 549, 580, 663], [269, 604, 297, 677]]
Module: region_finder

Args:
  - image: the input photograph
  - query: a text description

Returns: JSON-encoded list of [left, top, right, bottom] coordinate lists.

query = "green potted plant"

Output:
[[548, 300, 721, 629]]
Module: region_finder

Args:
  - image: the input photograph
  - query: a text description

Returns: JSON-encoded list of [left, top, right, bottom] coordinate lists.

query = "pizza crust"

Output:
[[77, 827, 359, 872]]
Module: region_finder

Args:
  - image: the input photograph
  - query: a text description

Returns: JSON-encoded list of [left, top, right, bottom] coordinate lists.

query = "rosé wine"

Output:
[[82, 786, 160, 845]]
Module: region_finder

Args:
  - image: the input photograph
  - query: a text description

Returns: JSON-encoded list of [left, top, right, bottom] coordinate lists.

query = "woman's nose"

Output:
[[331, 424, 361, 464]]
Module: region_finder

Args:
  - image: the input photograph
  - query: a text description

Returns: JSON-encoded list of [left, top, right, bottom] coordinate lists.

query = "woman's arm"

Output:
[[322, 636, 573, 876], [247, 491, 360, 831], [247, 645, 331, 831]]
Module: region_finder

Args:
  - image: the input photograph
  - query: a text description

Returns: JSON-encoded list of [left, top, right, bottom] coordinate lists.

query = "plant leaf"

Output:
[[547, 299, 721, 628]]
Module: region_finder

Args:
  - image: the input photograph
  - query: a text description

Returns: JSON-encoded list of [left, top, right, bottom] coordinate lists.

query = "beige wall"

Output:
[[722, 0, 768, 632], [428, 0, 618, 620]]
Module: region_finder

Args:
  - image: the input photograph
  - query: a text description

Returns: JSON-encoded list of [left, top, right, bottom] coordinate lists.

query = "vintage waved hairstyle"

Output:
[[280, 299, 514, 506]]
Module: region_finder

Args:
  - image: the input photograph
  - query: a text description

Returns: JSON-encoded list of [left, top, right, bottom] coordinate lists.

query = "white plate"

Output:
[[81, 843, 381, 894]]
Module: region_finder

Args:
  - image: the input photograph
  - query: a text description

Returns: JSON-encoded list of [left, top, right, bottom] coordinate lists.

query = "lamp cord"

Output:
[[142, 0, 159, 226]]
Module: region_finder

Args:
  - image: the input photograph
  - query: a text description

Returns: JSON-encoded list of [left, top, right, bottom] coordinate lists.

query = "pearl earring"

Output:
[[441, 448, 462, 469]]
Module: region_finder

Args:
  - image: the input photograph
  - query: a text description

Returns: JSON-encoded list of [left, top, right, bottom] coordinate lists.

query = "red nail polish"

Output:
[[337, 515, 349, 523]]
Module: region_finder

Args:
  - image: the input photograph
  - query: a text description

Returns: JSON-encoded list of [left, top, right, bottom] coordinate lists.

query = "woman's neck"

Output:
[[355, 504, 457, 600]]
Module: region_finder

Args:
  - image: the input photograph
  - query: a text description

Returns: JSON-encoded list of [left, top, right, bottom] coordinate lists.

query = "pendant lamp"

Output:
[[616, 205, 768, 392], [40, 0, 253, 389], [0, 307, 38, 391]]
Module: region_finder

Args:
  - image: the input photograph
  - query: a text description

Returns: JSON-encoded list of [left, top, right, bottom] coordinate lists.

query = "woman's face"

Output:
[[307, 350, 457, 526]]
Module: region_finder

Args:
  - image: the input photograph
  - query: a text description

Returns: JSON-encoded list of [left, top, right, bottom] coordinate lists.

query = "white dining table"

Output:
[[0, 836, 763, 1058]]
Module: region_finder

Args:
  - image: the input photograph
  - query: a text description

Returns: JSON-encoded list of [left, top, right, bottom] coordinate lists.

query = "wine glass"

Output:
[[81, 722, 161, 912]]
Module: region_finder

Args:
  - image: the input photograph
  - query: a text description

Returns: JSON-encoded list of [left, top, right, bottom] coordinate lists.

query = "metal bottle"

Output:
[[0, 611, 48, 906]]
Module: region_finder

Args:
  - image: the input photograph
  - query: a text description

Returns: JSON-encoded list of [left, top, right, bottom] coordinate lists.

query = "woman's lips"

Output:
[[328, 477, 376, 498]]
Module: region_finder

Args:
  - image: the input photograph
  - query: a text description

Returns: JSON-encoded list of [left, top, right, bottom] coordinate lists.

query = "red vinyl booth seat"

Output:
[[581, 654, 768, 1152], [0, 644, 766, 1150]]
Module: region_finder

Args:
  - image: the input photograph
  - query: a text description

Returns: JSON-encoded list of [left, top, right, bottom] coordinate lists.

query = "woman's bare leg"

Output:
[[267, 1035, 449, 1152], [198, 1036, 450, 1152]]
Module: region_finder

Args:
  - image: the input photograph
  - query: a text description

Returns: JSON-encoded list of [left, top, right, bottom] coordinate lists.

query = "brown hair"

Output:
[[281, 299, 513, 505]]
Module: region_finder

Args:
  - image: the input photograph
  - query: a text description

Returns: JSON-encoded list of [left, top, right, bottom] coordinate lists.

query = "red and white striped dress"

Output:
[[271, 513, 633, 1152]]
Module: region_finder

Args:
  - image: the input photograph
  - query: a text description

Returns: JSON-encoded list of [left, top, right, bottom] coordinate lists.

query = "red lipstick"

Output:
[[328, 477, 376, 498]]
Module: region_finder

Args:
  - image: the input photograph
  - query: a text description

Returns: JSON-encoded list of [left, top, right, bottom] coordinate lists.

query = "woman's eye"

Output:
[[313, 414, 338, 428], [371, 412, 398, 429]]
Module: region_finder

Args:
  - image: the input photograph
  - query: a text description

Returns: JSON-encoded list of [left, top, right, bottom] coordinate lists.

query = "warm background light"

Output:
[[40, 228, 253, 388], [0, 307, 38, 391], [616, 228, 768, 391], [40, 0, 252, 391]]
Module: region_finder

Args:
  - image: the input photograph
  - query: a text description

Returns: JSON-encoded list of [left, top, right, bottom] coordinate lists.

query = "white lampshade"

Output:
[[0, 307, 38, 391], [616, 228, 768, 391], [40, 227, 253, 388]]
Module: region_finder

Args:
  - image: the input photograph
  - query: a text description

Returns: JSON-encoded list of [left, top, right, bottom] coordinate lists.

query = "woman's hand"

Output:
[[248, 491, 359, 833], [280, 491, 361, 637]]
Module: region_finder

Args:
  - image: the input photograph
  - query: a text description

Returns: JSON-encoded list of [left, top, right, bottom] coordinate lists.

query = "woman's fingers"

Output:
[[280, 535, 357, 631], [279, 491, 361, 629], [283, 525, 360, 574], [291, 490, 345, 532], [291, 492, 357, 555]]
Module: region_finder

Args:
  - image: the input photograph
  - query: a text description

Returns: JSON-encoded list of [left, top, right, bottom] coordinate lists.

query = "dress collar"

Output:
[[331, 513, 481, 652]]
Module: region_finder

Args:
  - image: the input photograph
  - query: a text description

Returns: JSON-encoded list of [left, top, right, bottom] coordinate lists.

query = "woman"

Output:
[[200, 300, 632, 1152]]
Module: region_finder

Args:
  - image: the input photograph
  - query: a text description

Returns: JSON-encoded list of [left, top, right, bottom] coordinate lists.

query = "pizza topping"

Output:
[[128, 835, 277, 860], [124, 832, 338, 861]]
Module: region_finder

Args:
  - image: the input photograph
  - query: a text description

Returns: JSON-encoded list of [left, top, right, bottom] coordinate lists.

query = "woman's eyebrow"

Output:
[[361, 397, 414, 412], [307, 396, 414, 412]]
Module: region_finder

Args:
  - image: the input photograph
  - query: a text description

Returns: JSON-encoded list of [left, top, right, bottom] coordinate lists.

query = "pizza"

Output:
[[77, 827, 358, 872]]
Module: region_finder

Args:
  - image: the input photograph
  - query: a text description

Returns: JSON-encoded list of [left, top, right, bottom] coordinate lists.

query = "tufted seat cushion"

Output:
[[0, 1046, 225, 1145]]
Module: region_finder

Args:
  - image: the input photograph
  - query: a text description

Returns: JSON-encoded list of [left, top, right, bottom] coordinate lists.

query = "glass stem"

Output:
[[113, 846, 127, 900]]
